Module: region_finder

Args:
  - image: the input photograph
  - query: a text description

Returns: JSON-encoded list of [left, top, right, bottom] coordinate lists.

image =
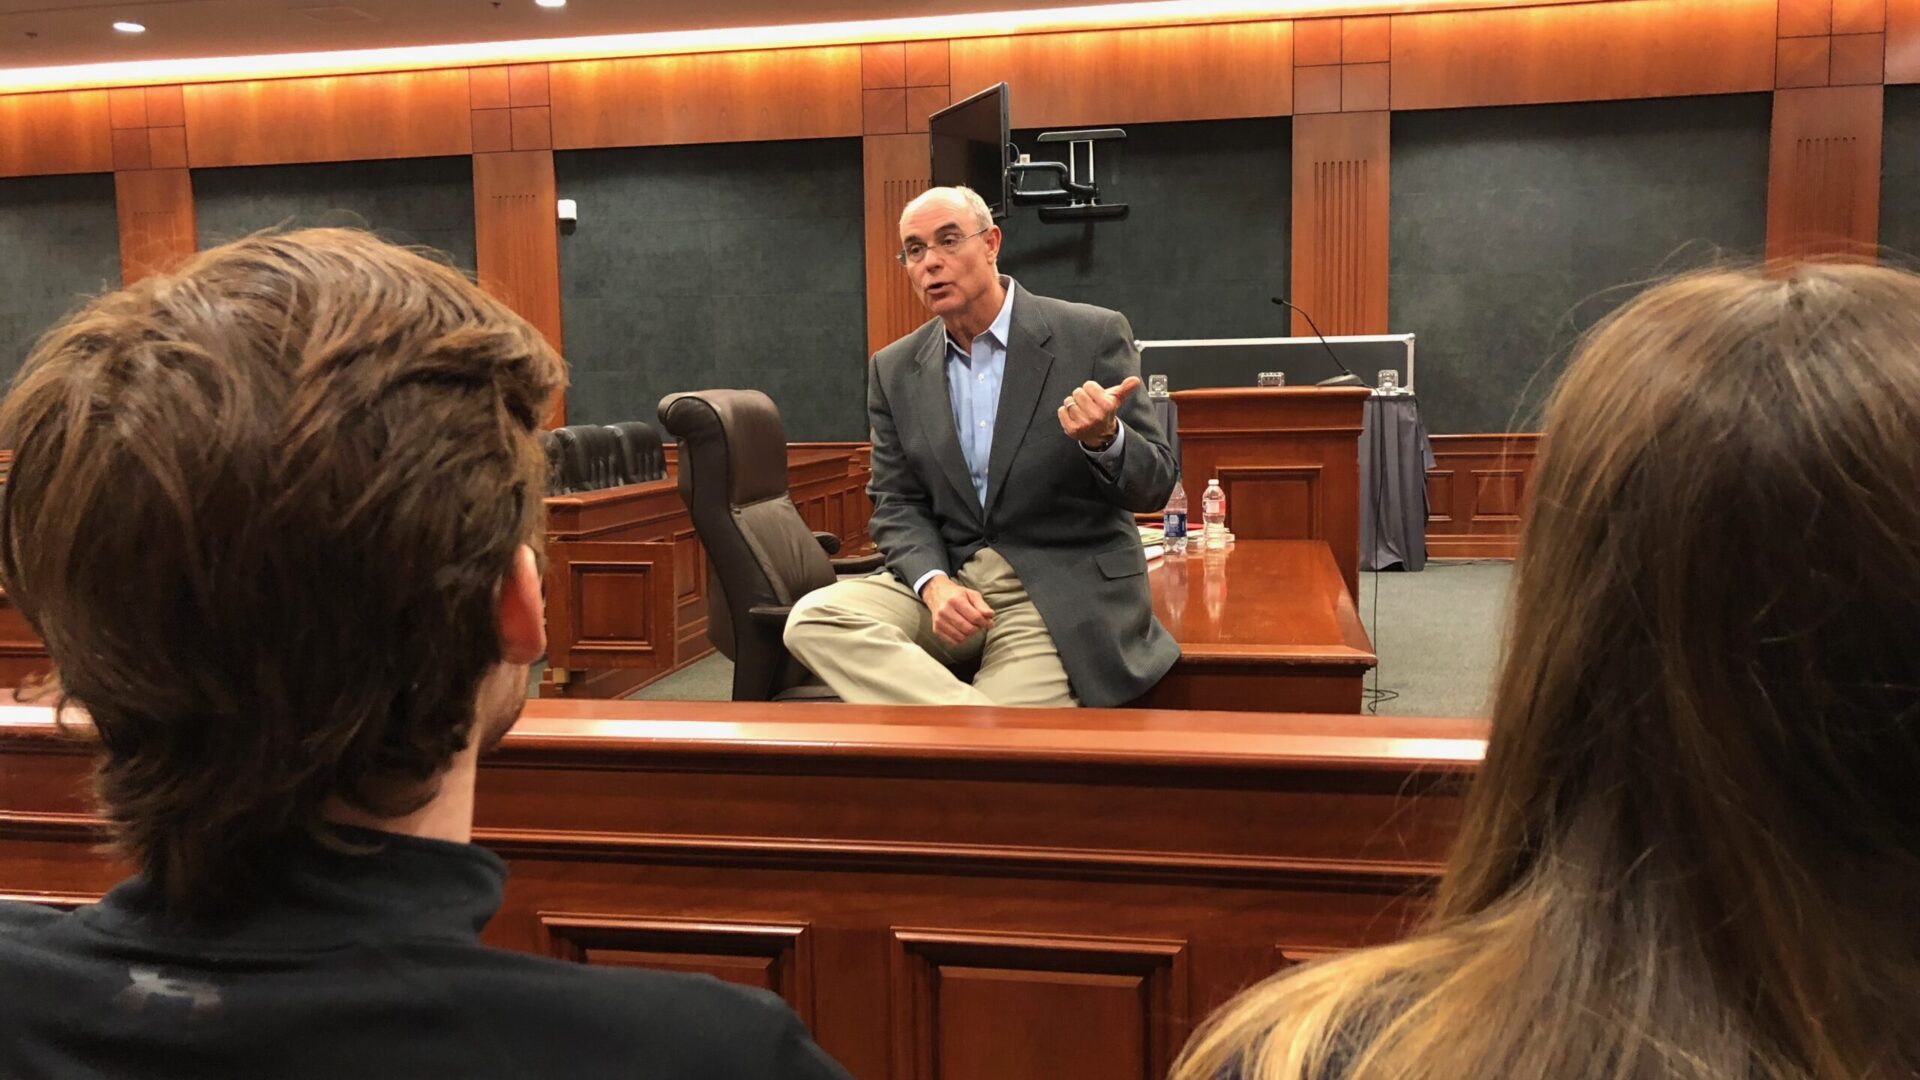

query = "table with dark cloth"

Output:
[[1359, 394, 1434, 572]]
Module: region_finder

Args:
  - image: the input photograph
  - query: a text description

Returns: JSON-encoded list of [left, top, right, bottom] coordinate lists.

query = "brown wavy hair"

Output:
[[0, 229, 564, 920], [1173, 263, 1920, 1080]]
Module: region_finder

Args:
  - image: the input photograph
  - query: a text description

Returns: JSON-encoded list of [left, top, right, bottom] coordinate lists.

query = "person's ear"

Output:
[[497, 544, 546, 666], [987, 225, 1002, 263]]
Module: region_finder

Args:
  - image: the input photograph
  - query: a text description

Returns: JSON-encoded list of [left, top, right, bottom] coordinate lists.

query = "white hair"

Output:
[[900, 185, 994, 233]]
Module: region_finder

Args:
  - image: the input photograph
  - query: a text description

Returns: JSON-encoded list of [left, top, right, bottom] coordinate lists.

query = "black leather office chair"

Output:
[[658, 390, 882, 702], [606, 421, 667, 485], [551, 424, 623, 492], [536, 430, 566, 495]]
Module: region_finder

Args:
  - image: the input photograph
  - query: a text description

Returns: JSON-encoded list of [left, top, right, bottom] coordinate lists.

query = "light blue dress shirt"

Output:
[[914, 278, 1127, 597]]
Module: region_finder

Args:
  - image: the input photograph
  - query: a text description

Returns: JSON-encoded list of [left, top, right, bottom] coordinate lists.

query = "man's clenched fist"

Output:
[[921, 575, 995, 646]]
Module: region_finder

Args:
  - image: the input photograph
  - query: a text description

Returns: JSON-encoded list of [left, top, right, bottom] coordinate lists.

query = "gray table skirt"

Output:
[[1360, 395, 1434, 572]]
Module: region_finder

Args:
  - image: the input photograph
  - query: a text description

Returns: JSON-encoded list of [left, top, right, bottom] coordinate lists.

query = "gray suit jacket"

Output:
[[865, 283, 1181, 707]]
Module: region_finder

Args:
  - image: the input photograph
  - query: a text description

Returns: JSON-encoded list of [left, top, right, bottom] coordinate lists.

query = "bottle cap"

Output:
[[1208, 478, 1218, 484]]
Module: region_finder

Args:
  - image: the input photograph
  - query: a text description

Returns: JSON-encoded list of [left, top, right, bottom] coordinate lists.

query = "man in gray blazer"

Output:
[[784, 186, 1179, 707]]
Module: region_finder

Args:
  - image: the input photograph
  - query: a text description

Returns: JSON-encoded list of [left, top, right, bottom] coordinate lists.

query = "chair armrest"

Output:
[[747, 603, 793, 627], [811, 531, 843, 556], [830, 553, 886, 575]]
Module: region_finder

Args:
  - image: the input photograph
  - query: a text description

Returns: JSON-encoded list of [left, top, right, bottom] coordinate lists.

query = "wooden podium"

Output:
[[1168, 387, 1371, 597]]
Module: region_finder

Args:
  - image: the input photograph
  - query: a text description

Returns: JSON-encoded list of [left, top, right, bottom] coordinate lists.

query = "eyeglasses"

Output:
[[897, 227, 990, 266]]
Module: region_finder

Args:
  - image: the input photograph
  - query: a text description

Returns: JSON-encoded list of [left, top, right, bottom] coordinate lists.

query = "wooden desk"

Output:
[[1143, 540, 1377, 713], [0, 700, 1483, 1080]]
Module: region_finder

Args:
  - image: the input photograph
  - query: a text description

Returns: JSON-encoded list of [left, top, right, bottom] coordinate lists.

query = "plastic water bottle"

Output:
[[1163, 482, 1189, 555], [1202, 478, 1227, 550]]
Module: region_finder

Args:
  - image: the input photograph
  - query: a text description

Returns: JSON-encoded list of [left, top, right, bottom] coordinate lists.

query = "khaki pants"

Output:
[[783, 548, 1078, 707]]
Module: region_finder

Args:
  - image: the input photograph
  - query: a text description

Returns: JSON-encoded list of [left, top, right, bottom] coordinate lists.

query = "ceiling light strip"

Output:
[[0, 0, 1583, 95]]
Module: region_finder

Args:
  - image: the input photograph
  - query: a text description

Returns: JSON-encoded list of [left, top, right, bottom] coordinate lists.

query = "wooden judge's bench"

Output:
[[0, 700, 1481, 1080]]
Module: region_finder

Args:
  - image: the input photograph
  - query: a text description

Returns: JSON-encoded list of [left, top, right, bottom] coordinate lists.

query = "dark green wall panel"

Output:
[[194, 156, 477, 272], [1881, 85, 1920, 265], [0, 173, 120, 385], [1391, 94, 1770, 434], [998, 117, 1291, 342], [556, 138, 866, 441]]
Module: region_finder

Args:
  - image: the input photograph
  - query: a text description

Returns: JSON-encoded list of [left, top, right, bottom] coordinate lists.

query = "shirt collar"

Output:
[[946, 276, 1017, 358], [80, 824, 507, 949]]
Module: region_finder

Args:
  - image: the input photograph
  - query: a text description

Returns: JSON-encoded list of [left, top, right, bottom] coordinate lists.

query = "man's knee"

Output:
[[782, 586, 839, 653]]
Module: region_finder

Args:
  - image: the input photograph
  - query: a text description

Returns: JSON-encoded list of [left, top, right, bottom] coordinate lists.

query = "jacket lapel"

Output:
[[908, 325, 983, 520], [984, 292, 1054, 519]]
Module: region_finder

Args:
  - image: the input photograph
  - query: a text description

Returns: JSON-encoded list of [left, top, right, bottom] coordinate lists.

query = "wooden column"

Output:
[[473, 150, 565, 425], [862, 133, 932, 355], [1290, 111, 1390, 336], [859, 42, 949, 356], [108, 85, 194, 284], [1766, 86, 1884, 262], [471, 66, 565, 425], [1891, 0, 1920, 81]]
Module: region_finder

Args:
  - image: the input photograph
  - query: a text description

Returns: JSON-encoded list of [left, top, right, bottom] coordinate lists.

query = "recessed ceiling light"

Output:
[[112, 21, 146, 33], [535, 0, 566, 8]]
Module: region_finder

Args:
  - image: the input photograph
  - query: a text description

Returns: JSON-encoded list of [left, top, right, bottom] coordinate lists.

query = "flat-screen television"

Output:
[[929, 82, 1009, 219]]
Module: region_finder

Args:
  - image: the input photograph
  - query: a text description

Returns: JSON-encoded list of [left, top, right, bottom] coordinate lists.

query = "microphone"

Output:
[[1271, 297, 1367, 388]]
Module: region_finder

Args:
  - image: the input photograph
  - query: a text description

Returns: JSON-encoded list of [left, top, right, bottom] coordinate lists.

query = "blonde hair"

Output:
[[1174, 263, 1920, 1080]]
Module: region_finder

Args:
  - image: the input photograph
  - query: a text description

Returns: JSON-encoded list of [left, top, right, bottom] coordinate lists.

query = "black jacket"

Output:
[[0, 826, 851, 1080]]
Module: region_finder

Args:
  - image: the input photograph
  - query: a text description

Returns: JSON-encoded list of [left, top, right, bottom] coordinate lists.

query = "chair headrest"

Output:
[[658, 390, 789, 507]]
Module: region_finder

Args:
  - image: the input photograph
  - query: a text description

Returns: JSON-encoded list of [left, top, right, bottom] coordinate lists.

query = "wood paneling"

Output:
[[1296, 66, 1343, 115], [470, 66, 512, 110], [906, 86, 950, 133], [472, 108, 513, 153], [509, 106, 553, 150], [1779, 35, 1836, 87], [863, 88, 907, 135], [950, 21, 1292, 128], [1296, 19, 1344, 67], [114, 169, 196, 285], [905, 41, 952, 87], [549, 48, 862, 149], [1343, 16, 1391, 64], [1767, 85, 1884, 261], [1292, 112, 1389, 338], [541, 915, 815, 1023], [1831, 32, 1889, 83], [863, 133, 931, 354], [862, 43, 907, 89], [1343, 63, 1391, 111], [1895, 0, 1920, 81], [1425, 433, 1539, 559], [1781, 0, 1837, 37], [1390, 0, 1777, 110], [145, 86, 184, 128], [148, 127, 188, 170], [111, 128, 151, 171], [508, 64, 551, 108], [473, 149, 564, 352], [891, 930, 1188, 1080], [0, 90, 113, 177], [1836, 0, 1889, 33], [108, 88, 147, 129], [0, 701, 1480, 1080], [546, 541, 678, 672], [182, 70, 473, 167]]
